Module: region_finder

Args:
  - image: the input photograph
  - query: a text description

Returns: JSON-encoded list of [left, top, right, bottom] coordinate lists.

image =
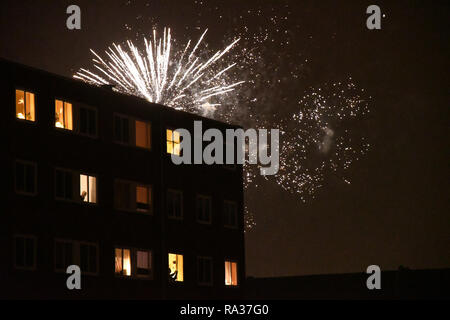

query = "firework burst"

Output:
[[74, 28, 244, 116]]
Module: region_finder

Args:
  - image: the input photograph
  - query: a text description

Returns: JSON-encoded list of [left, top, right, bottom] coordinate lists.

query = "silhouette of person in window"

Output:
[[169, 261, 178, 282]]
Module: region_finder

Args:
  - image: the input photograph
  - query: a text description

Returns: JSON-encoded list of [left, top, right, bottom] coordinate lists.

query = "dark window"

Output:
[[167, 190, 183, 219], [80, 243, 97, 274], [136, 250, 152, 277], [79, 107, 97, 137], [224, 201, 238, 228], [196, 195, 212, 224], [114, 115, 130, 144], [55, 241, 73, 271], [15, 161, 36, 195], [55, 169, 73, 200], [15, 236, 35, 269], [198, 257, 213, 285]]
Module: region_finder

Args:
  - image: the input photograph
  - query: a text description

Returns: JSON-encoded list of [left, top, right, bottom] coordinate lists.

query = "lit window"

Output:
[[198, 257, 213, 285], [136, 250, 152, 277], [135, 120, 151, 149], [224, 201, 238, 228], [55, 99, 73, 130], [167, 190, 183, 219], [80, 174, 97, 204], [80, 243, 98, 274], [14, 235, 36, 270], [16, 89, 35, 121], [167, 129, 180, 155], [115, 180, 152, 213], [15, 161, 37, 195], [136, 185, 151, 212], [225, 261, 238, 286], [196, 195, 212, 224], [115, 248, 131, 276], [168, 253, 184, 282], [55, 240, 74, 272]]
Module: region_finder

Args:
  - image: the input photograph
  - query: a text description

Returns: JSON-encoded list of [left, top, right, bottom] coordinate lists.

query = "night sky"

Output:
[[1, 0, 448, 277]]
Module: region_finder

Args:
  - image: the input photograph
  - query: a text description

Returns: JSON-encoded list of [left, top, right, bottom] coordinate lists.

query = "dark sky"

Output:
[[1, 0, 449, 277]]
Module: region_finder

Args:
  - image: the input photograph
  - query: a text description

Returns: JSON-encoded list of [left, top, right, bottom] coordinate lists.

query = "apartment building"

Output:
[[0, 59, 245, 299]]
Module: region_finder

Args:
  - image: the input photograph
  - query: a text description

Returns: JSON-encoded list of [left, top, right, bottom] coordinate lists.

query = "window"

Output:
[[55, 99, 73, 130], [115, 180, 152, 213], [224, 201, 238, 228], [54, 240, 98, 275], [15, 89, 35, 122], [136, 185, 151, 212], [55, 240, 74, 272], [79, 106, 97, 137], [14, 235, 36, 270], [114, 115, 151, 149], [196, 195, 212, 224], [225, 261, 238, 286], [56, 169, 98, 203], [15, 161, 37, 195], [115, 248, 152, 278], [166, 129, 180, 155], [167, 190, 183, 219], [80, 243, 98, 274], [197, 257, 213, 286], [55, 169, 74, 201], [168, 253, 184, 282], [136, 250, 152, 278], [114, 115, 130, 144], [115, 248, 131, 276], [80, 174, 97, 204], [135, 120, 151, 149]]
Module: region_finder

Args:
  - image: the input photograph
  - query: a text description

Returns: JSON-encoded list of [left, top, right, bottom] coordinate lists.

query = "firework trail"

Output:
[[74, 28, 244, 116]]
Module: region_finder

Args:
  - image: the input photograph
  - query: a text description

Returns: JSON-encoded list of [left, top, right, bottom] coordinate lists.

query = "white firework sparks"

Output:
[[74, 28, 244, 115]]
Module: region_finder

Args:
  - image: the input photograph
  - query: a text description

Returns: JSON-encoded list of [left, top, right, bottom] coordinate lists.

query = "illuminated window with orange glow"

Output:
[[115, 248, 131, 276], [136, 185, 152, 213], [168, 253, 184, 282], [80, 174, 97, 204], [225, 261, 238, 286], [16, 89, 35, 122], [135, 120, 151, 149], [166, 129, 181, 155], [55, 99, 73, 130]]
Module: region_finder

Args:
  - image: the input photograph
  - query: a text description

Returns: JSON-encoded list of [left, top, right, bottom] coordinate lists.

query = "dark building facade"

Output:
[[0, 59, 245, 299]]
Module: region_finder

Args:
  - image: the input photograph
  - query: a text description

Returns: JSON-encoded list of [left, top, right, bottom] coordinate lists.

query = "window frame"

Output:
[[55, 168, 98, 205], [15, 88, 37, 123], [13, 234, 37, 271], [113, 113, 152, 150], [166, 128, 181, 156], [77, 104, 99, 138], [14, 160, 37, 196], [114, 179, 153, 214], [54, 98, 74, 131], [224, 259, 239, 287], [223, 200, 239, 229], [54, 239, 99, 276], [167, 189, 184, 220], [79, 172, 99, 205], [197, 256, 214, 286], [196, 194, 212, 225], [114, 247, 153, 280], [135, 248, 153, 279], [168, 252, 184, 283]]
